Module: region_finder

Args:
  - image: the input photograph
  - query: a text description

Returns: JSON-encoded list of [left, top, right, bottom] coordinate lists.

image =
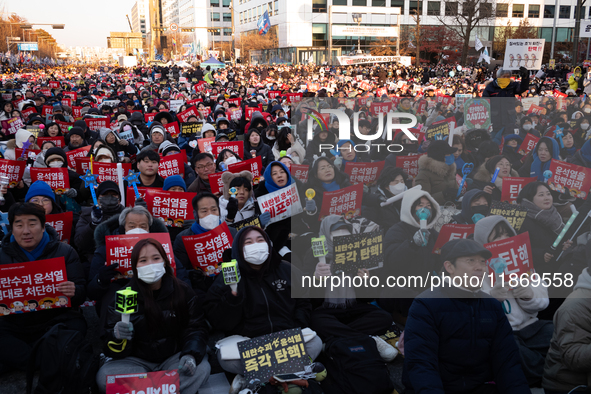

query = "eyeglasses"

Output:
[[30, 198, 52, 206], [196, 162, 215, 171]]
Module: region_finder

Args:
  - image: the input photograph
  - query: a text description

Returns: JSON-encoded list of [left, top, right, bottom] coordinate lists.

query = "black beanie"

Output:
[[427, 140, 457, 162], [68, 126, 85, 139], [485, 155, 506, 175], [44, 147, 67, 167]]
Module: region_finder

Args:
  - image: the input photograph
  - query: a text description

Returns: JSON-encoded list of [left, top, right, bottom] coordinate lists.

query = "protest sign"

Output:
[[169, 99, 184, 112], [548, 159, 591, 199], [490, 201, 528, 232], [63, 91, 77, 101], [21, 107, 37, 120], [0, 257, 69, 314], [144, 112, 156, 123], [66, 146, 91, 170], [319, 183, 363, 221], [454, 94, 472, 111], [227, 156, 263, 184], [344, 161, 385, 185], [230, 215, 262, 230], [25, 125, 42, 138], [93, 162, 132, 183], [425, 120, 450, 140], [238, 328, 307, 383], [45, 212, 73, 244], [503, 39, 545, 70], [0, 159, 26, 188], [268, 90, 281, 99], [464, 98, 491, 130], [208, 172, 225, 195], [75, 157, 91, 175], [527, 104, 545, 116], [126, 186, 149, 207], [55, 120, 73, 132], [227, 97, 242, 107], [143, 189, 195, 227], [258, 183, 303, 224], [370, 101, 392, 116], [41, 105, 53, 116], [501, 177, 536, 203], [1, 117, 24, 135], [30, 168, 70, 194], [245, 105, 263, 120], [105, 233, 176, 278], [181, 122, 203, 137], [285, 93, 303, 104], [177, 106, 199, 123], [517, 134, 540, 158], [432, 224, 475, 254], [520, 97, 539, 111], [105, 370, 180, 394], [198, 136, 215, 153], [37, 136, 65, 148], [158, 151, 187, 178], [484, 232, 534, 285], [332, 231, 384, 275], [290, 164, 309, 183], [210, 141, 244, 159], [181, 222, 233, 275], [396, 154, 421, 179], [227, 107, 243, 122], [84, 117, 108, 131], [163, 121, 180, 138]]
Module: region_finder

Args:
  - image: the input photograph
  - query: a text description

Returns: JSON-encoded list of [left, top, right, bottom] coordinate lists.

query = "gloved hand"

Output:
[[519, 66, 529, 80], [259, 211, 271, 227], [135, 197, 148, 208], [178, 355, 197, 376], [490, 279, 511, 302], [65, 188, 78, 198], [91, 205, 103, 225], [412, 229, 429, 247], [97, 263, 119, 286], [333, 155, 342, 169], [305, 198, 317, 214], [226, 197, 239, 221], [118, 139, 129, 146], [114, 321, 134, 340], [512, 284, 534, 300]]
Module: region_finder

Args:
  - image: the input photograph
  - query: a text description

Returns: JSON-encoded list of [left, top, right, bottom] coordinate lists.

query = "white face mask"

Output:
[[532, 122, 537, 128], [200, 214, 219, 230], [48, 161, 63, 168], [225, 156, 239, 165], [389, 183, 407, 196], [243, 242, 269, 265], [266, 134, 276, 140], [522, 124, 532, 131], [126, 228, 149, 234], [136, 262, 165, 284], [98, 159, 111, 163], [582, 123, 590, 130]]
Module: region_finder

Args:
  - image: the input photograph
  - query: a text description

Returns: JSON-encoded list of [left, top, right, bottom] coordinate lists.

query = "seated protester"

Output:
[[153, 111, 173, 126], [518, 137, 560, 181], [556, 128, 579, 160], [187, 153, 215, 194], [94, 145, 118, 163], [474, 215, 552, 386], [272, 126, 306, 164], [98, 127, 136, 159], [567, 137, 591, 168], [304, 125, 337, 164], [140, 123, 167, 152], [43, 121, 64, 137], [34, 140, 57, 168], [215, 148, 241, 172], [518, 116, 541, 139], [262, 124, 278, 148], [402, 239, 530, 394], [74, 181, 124, 270], [0, 203, 87, 373], [25, 181, 64, 215], [4, 128, 39, 160], [215, 117, 234, 137], [162, 175, 193, 243], [571, 116, 591, 143], [364, 166, 408, 231], [384, 131, 420, 169], [450, 189, 492, 224], [542, 262, 591, 393], [159, 141, 196, 188], [219, 171, 262, 224], [119, 121, 144, 150], [64, 126, 88, 152], [334, 139, 368, 169], [414, 140, 458, 205], [502, 134, 524, 169], [378, 188, 441, 321], [96, 238, 210, 394], [243, 128, 273, 169], [214, 132, 230, 143], [136, 149, 165, 188], [203, 226, 321, 390], [451, 134, 476, 177], [43, 147, 89, 211], [469, 155, 517, 201], [202, 123, 216, 139], [473, 140, 501, 170]]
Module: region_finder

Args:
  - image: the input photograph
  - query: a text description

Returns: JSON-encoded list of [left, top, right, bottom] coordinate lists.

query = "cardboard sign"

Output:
[[333, 231, 384, 275], [66, 146, 91, 170], [84, 117, 108, 131], [245, 105, 263, 121], [181, 122, 202, 137], [230, 215, 262, 230], [37, 136, 65, 148], [490, 201, 528, 232], [144, 112, 156, 123], [290, 164, 309, 183], [105, 370, 180, 394], [527, 104, 545, 116], [126, 186, 149, 207], [503, 39, 545, 70], [432, 224, 475, 254], [144, 189, 195, 227], [105, 233, 176, 279], [92, 162, 132, 183], [0, 257, 69, 314], [74, 157, 91, 175], [318, 183, 363, 221], [484, 232, 534, 285], [30, 168, 70, 194], [344, 161, 385, 185], [210, 141, 244, 159], [464, 98, 491, 130], [226, 156, 263, 184], [257, 183, 303, 224], [517, 134, 540, 158], [501, 177, 536, 203], [198, 136, 215, 153], [46, 212, 73, 244], [177, 106, 199, 123], [0, 159, 26, 188], [164, 121, 180, 138], [426, 119, 451, 140], [238, 328, 307, 383], [181, 222, 234, 275], [285, 93, 302, 104], [1, 117, 24, 135], [396, 154, 422, 179], [548, 159, 591, 199], [158, 151, 187, 178]]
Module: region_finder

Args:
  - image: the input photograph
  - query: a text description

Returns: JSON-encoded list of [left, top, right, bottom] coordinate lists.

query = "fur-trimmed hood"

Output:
[[418, 154, 456, 177], [473, 164, 519, 188], [94, 214, 169, 248], [221, 170, 253, 200]]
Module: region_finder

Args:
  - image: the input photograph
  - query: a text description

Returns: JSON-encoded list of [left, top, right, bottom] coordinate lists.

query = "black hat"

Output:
[[485, 155, 507, 175], [97, 180, 120, 197], [441, 239, 492, 262], [427, 140, 457, 162], [68, 126, 85, 140]]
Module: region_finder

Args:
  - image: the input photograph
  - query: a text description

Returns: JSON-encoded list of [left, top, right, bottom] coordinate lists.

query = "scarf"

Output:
[[12, 231, 50, 262], [262, 162, 293, 193], [454, 155, 466, 170], [520, 198, 565, 234], [565, 145, 578, 157], [322, 181, 340, 192]]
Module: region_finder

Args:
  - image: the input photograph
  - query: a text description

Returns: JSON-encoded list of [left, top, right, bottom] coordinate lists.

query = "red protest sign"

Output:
[[41, 105, 53, 116], [286, 93, 302, 104], [84, 117, 108, 131], [66, 146, 91, 170], [394, 128, 425, 143], [245, 105, 263, 120], [61, 97, 72, 108], [63, 91, 77, 101], [484, 232, 534, 285], [1, 117, 24, 135], [227, 97, 242, 107], [319, 183, 364, 221], [0, 159, 26, 188], [268, 90, 281, 99], [227, 107, 242, 122], [105, 370, 180, 394], [46, 212, 73, 244], [370, 101, 392, 116], [0, 257, 69, 314], [432, 224, 475, 254], [548, 159, 591, 199], [208, 172, 225, 195], [227, 156, 263, 184], [37, 136, 65, 148], [344, 161, 385, 185], [501, 177, 536, 203], [199, 106, 211, 118], [198, 137, 215, 153], [516, 134, 540, 158], [74, 157, 90, 175], [186, 98, 203, 106], [527, 104, 545, 116], [71, 106, 82, 119], [164, 121, 180, 138], [290, 164, 309, 183], [210, 141, 244, 159], [56, 120, 73, 131], [181, 222, 234, 275], [30, 168, 70, 194], [93, 162, 132, 183], [144, 189, 195, 227], [48, 81, 59, 89], [21, 106, 37, 120], [105, 233, 176, 278], [144, 112, 156, 123], [158, 151, 187, 178], [257, 184, 303, 224], [126, 186, 149, 207], [39, 88, 51, 97], [177, 106, 199, 123], [396, 154, 422, 179]]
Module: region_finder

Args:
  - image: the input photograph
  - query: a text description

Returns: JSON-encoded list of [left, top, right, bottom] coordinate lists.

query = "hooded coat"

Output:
[[414, 155, 457, 205], [4, 129, 40, 161], [469, 163, 519, 202], [451, 189, 492, 224]]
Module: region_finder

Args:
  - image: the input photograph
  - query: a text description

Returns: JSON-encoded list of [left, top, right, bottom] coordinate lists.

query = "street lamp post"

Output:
[[352, 13, 362, 55]]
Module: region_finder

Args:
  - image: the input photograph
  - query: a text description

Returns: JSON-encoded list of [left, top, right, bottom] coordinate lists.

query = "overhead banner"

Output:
[[503, 39, 545, 70], [332, 25, 399, 37], [336, 55, 411, 66], [580, 20, 591, 38]]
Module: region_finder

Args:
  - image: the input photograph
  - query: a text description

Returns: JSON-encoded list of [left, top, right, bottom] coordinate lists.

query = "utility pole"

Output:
[[573, 0, 587, 65], [550, 0, 559, 59], [415, 1, 421, 67], [231, 0, 235, 65]]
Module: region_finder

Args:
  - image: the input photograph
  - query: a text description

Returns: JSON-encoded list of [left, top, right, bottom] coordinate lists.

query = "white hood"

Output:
[[400, 187, 441, 229]]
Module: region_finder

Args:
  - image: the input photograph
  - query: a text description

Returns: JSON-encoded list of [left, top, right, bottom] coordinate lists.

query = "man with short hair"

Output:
[[136, 150, 165, 188], [403, 239, 529, 394], [188, 153, 215, 194]]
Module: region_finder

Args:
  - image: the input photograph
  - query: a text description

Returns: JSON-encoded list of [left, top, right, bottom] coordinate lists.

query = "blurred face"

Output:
[[452, 143, 463, 159], [234, 185, 250, 205], [152, 132, 164, 144], [317, 160, 335, 183], [136, 244, 164, 268], [29, 195, 53, 215], [137, 157, 158, 176], [124, 212, 150, 232], [563, 133, 574, 149], [168, 186, 185, 192], [389, 175, 404, 187], [533, 185, 553, 210], [537, 142, 551, 162], [271, 165, 288, 187], [47, 125, 59, 137], [444, 254, 487, 289], [470, 196, 488, 207], [106, 133, 116, 144], [507, 139, 518, 148], [69, 134, 83, 147], [196, 197, 219, 219], [496, 158, 512, 178], [249, 132, 260, 146], [340, 142, 356, 161], [279, 157, 292, 169], [414, 197, 432, 212], [12, 215, 45, 252], [195, 157, 215, 180]]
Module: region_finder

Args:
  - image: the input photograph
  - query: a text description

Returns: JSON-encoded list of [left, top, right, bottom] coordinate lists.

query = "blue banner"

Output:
[[257, 10, 271, 35]]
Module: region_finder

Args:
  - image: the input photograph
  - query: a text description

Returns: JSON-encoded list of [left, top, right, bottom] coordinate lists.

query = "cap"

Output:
[[96, 180, 120, 197], [440, 239, 492, 262]]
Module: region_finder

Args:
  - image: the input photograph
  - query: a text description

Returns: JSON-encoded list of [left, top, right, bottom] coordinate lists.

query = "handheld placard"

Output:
[[311, 236, 328, 265], [456, 162, 474, 199], [543, 170, 553, 183], [117, 163, 125, 207], [115, 286, 138, 324], [221, 260, 240, 293], [124, 169, 141, 200], [80, 169, 99, 206]]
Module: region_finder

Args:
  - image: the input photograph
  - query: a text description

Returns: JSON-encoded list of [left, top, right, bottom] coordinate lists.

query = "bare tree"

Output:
[[436, 0, 496, 65], [493, 19, 537, 60], [410, 2, 422, 66]]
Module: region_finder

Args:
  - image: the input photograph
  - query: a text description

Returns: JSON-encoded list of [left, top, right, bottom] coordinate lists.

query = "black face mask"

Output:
[[99, 195, 121, 214], [470, 204, 490, 218]]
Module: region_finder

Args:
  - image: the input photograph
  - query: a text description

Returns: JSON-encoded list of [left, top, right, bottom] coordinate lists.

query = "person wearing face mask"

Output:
[[364, 167, 408, 231], [518, 116, 541, 139], [215, 149, 242, 172], [474, 215, 553, 387], [415, 141, 459, 205], [203, 226, 321, 392], [571, 117, 591, 144], [94, 145, 118, 163], [43, 147, 89, 211], [555, 128, 580, 160], [518, 137, 560, 181], [502, 134, 525, 168], [96, 238, 211, 394], [261, 124, 278, 148], [470, 155, 517, 201], [450, 189, 492, 224]]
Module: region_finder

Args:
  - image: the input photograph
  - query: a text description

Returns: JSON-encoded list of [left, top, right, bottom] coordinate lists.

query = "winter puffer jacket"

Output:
[[414, 155, 457, 205]]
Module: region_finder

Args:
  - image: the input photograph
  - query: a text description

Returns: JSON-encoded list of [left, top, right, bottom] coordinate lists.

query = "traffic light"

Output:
[[181, 28, 194, 32]]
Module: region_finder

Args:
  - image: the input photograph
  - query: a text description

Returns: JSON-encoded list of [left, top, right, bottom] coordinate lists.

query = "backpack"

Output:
[[319, 336, 394, 394], [26, 323, 100, 394]]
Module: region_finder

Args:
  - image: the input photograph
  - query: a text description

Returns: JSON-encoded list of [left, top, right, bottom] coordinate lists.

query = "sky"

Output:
[[6, 0, 138, 48]]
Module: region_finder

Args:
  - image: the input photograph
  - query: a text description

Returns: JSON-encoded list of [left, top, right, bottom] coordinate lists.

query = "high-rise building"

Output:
[[131, 0, 151, 39], [163, 0, 181, 27], [177, 0, 232, 56]]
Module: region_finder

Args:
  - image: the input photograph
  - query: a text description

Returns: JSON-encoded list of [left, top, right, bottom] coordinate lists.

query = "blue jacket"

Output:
[[403, 285, 529, 393]]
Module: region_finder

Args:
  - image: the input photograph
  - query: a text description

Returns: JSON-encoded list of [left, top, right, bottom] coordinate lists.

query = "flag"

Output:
[[408, 41, 416, 49], [172, 38, 177, 47], [257, 10, 271, 35], [475, 35, 483, 51], [478, 47, 490, 64]]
